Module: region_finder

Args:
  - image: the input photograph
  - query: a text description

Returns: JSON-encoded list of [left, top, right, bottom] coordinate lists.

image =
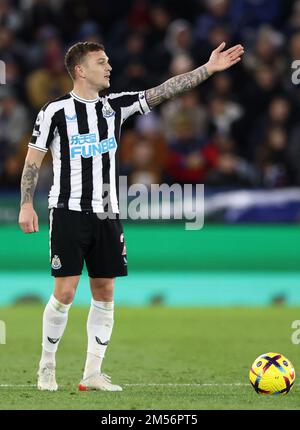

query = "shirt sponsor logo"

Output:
[[70, 133, 117, 159], [65, 114, 77, 122]]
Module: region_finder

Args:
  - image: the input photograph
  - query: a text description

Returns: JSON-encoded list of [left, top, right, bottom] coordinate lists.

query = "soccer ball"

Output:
[[249, 352, 296, 395]]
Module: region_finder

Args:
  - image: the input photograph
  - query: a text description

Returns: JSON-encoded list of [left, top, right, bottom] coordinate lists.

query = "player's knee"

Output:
[[56, 291, 74, 304], [90, 279, 114, 301], [54, 285, 76, 304], [54, 276, 79, 304], [97, 288, 114, 301]]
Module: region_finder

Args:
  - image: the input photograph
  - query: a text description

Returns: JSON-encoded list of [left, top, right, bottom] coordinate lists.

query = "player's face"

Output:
[[81, 51, 112, 90]]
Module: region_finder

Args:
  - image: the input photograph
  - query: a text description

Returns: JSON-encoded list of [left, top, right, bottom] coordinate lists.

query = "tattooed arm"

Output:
[[146, 65, 211, 108], [20, 160, 39, 206], [146, 42, 244, 108], [19, 148, 46, 234]]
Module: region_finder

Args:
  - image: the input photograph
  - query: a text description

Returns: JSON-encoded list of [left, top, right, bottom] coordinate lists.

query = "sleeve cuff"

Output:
[[28, 144, 48, 153], [138, 91, 151, 114]]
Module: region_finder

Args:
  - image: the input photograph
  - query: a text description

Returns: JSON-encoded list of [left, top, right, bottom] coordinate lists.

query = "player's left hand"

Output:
[[207, 42, 244, 74]]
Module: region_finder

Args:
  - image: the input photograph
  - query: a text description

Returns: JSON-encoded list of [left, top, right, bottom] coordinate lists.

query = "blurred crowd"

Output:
[[1, 0, 300, 191]]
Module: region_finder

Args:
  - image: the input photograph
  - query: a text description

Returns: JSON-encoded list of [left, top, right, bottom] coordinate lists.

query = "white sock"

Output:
[[83, 300, 114, 379], [40, 294, 72, 366]]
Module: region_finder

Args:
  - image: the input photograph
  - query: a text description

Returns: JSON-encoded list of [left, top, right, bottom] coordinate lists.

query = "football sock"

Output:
[[40, 294, 72, 366], [83, 352, 103, 380], [83, 299, 114, 379]]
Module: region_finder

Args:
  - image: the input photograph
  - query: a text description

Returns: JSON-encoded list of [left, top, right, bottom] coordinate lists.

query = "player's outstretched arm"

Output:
[[19, 148, 46, 234], [145, 42, 244, 109]]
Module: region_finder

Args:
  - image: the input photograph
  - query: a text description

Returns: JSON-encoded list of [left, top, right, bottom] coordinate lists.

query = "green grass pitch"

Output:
[[0, 305, 299, 410]]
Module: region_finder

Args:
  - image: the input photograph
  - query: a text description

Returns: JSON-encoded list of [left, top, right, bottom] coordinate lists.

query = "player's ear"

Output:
[[75, 64, 85, 79]]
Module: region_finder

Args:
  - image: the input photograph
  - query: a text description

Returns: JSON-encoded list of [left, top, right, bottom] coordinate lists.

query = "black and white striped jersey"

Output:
[[29, 90, 151, 213]]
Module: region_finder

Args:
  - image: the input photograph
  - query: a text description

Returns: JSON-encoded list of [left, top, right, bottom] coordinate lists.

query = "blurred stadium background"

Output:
[[0, 0, 300, 308]]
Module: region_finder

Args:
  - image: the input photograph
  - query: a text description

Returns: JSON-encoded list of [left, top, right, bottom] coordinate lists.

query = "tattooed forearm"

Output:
[[20, 162, 39, 206], [145, 65, 211, 108]]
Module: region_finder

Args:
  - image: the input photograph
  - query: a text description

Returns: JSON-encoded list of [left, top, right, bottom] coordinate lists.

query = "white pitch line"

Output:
[[0, 383, 299, 389], [124, 383, 250, 387], [0, 383, 264, 388], [0, 383, 247, 388], [0, 385, 36, 388]]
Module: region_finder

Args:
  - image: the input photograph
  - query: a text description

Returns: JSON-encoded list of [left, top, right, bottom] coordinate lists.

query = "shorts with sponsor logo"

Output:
[[49, 208, 127, 278]]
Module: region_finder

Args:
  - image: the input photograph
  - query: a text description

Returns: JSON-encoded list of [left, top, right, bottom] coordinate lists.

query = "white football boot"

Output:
[[78, 373, 122, 392], [37, 363, 58, 391]]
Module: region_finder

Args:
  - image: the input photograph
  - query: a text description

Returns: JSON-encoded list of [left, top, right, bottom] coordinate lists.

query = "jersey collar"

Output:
[[70, 91, 100, 103]]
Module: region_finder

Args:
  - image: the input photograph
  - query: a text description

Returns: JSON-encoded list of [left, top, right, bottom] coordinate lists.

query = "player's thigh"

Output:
[[85, 216, 127, 278], [49, 208, 85, 277]]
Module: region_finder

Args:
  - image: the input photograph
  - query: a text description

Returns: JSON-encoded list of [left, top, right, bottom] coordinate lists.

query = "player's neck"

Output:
[[72, 84, 100, 101]]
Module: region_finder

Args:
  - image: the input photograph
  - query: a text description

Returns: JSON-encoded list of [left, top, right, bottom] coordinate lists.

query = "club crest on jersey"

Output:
[[51, 255, 62, 270], [102, 103, 115, 118]]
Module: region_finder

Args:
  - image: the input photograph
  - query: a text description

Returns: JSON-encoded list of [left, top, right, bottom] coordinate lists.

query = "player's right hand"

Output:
[[18, 204, 39, 233]]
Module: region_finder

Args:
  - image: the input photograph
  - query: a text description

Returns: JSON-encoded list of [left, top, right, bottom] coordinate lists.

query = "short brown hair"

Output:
[[64, 41, 105, 80]]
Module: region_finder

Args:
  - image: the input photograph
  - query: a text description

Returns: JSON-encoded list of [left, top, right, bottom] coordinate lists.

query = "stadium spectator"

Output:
[[0, 0, 23, 33], [256, 126, 295, 188], [195, 0, 238, 43], [207, 94, 243, 136], [248, 95, 295, 157], [0, 90, 29, 168], [161, 91, 208, 141], [145, 5, 171, 79], [26, 34, 72, 109], [205, 133, 258, 187], [165, 114, 212, 184]]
